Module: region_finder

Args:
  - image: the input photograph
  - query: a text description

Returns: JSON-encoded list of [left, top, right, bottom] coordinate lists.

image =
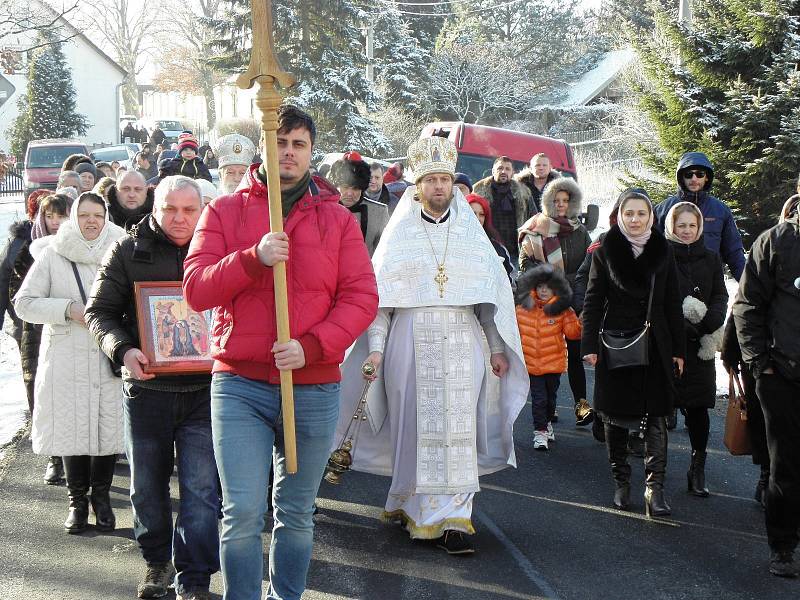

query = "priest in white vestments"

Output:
[[335, 137, 529, 555]]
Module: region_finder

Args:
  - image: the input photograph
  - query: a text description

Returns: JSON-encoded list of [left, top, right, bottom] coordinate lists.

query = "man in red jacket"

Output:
[[183, 105, 378, 600]]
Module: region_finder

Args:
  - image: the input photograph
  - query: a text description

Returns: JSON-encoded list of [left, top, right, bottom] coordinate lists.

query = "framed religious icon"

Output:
[[134, 281, 214, 374]]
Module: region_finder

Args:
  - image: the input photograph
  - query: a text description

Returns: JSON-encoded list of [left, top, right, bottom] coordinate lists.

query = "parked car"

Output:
[[19, 139, 90, 199], [90, 144, 139, 170], [418, 121, 598, 230], [143, 119, 185, 144]]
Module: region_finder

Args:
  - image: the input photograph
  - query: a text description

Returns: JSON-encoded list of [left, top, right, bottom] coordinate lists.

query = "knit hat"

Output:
[[177, 133, 199, 153], [328, 151, 371, 191], [75, 161, 98, 179], [407, 137, 457, 183], [454, 172, 472, 192]]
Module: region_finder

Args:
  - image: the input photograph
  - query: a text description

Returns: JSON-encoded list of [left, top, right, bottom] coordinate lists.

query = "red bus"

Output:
[[419, 122, 577, 184]]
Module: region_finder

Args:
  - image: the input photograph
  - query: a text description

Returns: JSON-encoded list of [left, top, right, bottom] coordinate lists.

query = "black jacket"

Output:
[[0, 221, 31, 341], [581, 226, 685, 417], [107, 185, 155, 232], [733, 221, 800, 381], [162, 157, 212, 182], [670, 236, 728, 408], [85, 215, 210, 390], [8, 240, 41, 384]]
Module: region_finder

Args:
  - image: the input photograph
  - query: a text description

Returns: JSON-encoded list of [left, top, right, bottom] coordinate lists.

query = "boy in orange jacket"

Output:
[[515, 264, 582, 451]]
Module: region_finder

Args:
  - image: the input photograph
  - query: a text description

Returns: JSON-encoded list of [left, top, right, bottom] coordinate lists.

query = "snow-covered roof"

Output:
[[558, 48, 636, 107]]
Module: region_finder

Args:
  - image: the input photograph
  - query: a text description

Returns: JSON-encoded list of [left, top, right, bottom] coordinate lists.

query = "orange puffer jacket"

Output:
[[516, 293, 582, 376]]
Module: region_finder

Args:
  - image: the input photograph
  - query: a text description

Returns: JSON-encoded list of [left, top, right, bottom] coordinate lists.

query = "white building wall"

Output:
[[0, 30, 124, 152]]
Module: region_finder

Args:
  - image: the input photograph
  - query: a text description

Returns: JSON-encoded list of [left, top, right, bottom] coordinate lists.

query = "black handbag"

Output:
[[599, 274, 655, 370], [70, 261, 122, 378]]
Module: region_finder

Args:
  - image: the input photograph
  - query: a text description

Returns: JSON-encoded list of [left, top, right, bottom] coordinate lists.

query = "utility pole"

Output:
[[678, 0, 692, 28], [365, 20, 375, 83]]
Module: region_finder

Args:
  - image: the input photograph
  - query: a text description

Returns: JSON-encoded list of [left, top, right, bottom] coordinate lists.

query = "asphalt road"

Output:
[[0, 368, 796, 600]]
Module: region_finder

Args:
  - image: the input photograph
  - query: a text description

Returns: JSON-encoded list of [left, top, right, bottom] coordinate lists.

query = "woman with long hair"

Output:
[[466, 193, 513, 278]]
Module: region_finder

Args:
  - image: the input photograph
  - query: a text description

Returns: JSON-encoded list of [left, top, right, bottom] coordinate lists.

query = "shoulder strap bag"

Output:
[[599, 274, 655, 370], [70, 261, 122, 378]]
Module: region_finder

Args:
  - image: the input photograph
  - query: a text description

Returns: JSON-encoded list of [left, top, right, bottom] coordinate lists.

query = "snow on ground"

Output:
[[0, 199, 30, 460], [715, 277, 740, 397]]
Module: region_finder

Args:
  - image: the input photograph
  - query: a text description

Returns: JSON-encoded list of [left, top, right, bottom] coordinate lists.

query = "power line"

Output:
[[376, 0, 479, 6], [375, 0, 527, 17]]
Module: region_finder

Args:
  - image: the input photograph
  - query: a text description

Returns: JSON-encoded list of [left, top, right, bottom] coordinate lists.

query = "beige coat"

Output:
[[14, 219, 126, 456]]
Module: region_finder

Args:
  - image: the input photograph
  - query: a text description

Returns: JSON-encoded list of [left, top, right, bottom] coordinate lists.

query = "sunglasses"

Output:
[[684, 170, 707, 179]]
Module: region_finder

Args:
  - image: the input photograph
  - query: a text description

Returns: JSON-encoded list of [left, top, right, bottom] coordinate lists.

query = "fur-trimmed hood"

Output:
[[515, 168, 561, 187], [540, 178, 582, 219], [601, 224, 671, 292], [515, 263, 572, 315], [7, 220, 32, 241]]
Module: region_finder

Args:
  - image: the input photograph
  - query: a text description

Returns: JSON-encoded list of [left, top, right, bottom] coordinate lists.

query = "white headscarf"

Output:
[[664, 201, 704, 244], [617, 193, 654, 258]]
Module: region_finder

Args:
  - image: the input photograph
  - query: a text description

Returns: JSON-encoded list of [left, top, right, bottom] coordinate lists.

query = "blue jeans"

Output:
[[530, 373, 560, 431], [211, 373, 340, 600], [123, 383, 221, 595]]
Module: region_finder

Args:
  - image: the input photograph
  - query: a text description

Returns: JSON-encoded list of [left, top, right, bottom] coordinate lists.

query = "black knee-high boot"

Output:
[[90, 454, 117, 531], [605, 423, 631, 510], [62, 455, 91, 533], [644, 417, 671, 517]]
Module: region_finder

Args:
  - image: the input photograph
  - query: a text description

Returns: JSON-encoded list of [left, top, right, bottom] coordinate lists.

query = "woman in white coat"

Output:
[[15, 192, 126, 534]]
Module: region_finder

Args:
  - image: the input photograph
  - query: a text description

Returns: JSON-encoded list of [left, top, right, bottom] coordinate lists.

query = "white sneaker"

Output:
[[546, 422, 555, 442], [533, 430, 549, 451]]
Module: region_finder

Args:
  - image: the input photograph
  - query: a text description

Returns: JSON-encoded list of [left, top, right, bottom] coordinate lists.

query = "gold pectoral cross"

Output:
[[434, 265, 448, 298]]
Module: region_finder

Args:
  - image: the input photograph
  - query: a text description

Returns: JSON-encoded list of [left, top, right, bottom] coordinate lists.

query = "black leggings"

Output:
[[683, 407, 710, 453], [566, 338, 587, 403]]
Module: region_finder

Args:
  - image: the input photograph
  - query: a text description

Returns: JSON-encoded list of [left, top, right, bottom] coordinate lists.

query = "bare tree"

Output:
[[427, 43, 530, 124], [89, 0, 165, 115], [153, 0, 225, 129], [1, 0, 81, 51]]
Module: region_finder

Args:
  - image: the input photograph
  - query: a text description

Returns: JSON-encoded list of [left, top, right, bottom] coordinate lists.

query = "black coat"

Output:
[[670, 237, 728, 408], [733, 221, 800, 381], [107, 185, 155, 232], [163, 157, 212, 182], [581, 226, 685, 417], [0, 221, 31, 342], [149, 128, 166, 146], [85, 215, 210, 390], [520, 226, 591, 290], [8, 241, 41, 385]]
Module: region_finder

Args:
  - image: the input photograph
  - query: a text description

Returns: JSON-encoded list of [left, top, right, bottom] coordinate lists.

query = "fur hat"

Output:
[[328, 151, 371, 191], [407, 137, 457, 183], [541, 178, 583, 219], [177, 133, 199, 153], [514, 263, 573, 315]]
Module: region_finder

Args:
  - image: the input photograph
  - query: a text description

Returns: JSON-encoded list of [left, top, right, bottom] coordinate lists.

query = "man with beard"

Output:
[[337, 136, 528, 556], [515, 153, 561, 215], [473, 156, 534, 264], [107, 171, 154, 231], [329, 152, 389, 256], [215, 134, 256, 194]]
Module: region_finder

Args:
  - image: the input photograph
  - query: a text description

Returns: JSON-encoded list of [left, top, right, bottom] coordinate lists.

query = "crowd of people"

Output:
[[0, 104, 798, 600]]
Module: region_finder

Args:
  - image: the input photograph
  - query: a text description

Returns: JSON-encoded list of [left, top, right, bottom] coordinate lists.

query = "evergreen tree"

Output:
[[628, 0, 800, 240], [206, 0, 393, 155], [8, 29, 89, 157]]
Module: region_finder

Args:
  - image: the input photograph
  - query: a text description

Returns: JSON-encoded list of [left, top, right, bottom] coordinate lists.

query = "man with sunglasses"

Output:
[[655, 152, 745, 280]]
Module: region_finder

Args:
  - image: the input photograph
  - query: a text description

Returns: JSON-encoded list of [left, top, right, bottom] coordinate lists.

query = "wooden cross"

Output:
[[434, 265, 448, 298], [239, 0, 298, 474]]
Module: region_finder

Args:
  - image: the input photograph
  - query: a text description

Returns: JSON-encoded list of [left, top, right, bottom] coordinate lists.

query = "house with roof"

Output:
[[0, 1, 127, 153], [556, 48, 637, 108]]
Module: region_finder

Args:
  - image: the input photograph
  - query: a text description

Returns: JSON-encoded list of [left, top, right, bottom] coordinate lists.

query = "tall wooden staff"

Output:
[[237, 0, 298, 473]]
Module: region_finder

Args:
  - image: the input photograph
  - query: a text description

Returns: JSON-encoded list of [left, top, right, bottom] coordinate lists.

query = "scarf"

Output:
[[517, 213, 577, 272], [68, 196, 114, 257], [617, 196, 654, 257], [258, 165, 310, 218], [664, 202, 704, 244], [491, 180, 515, 213], [346, 196, 369, 239]]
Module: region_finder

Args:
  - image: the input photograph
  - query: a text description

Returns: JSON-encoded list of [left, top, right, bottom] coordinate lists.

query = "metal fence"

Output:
[[0, 165, 24, 197]]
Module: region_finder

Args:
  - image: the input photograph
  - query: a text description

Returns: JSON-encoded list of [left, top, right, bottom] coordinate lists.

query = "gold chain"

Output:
[[421, 210, 451, 297]]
